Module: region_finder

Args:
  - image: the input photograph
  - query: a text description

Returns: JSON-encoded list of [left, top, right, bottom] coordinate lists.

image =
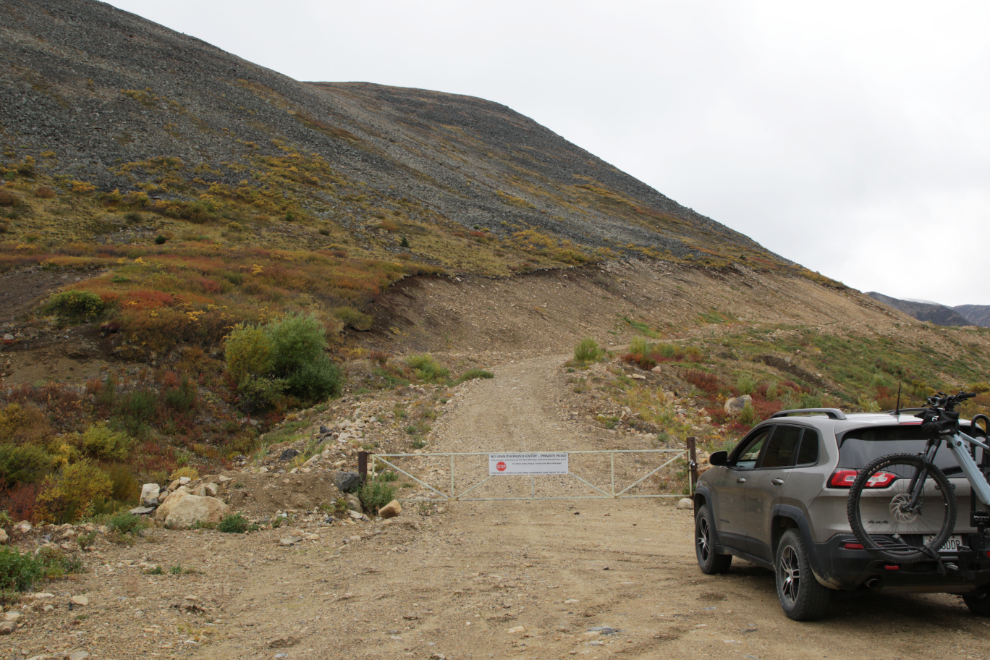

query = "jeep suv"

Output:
[[694, 407, 990, 620]]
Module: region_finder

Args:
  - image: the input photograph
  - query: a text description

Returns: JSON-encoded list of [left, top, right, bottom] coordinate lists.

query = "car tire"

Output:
[[695, 504, 732, 574], [963, 587, 990, 617], [775, 528, 830, 621]]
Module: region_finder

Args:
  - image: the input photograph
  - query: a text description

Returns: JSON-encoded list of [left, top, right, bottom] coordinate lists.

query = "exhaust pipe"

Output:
[[865, 578, 881, 588]]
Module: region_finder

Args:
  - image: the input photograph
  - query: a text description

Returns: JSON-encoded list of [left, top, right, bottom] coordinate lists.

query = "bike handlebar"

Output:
[[925, 391, 977, 410]]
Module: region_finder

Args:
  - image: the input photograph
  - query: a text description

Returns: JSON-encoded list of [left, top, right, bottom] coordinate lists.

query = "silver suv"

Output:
[[694, 407, 990, 620]]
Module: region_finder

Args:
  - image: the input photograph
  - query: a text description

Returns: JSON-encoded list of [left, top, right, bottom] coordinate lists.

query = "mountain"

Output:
[[0, 0, 789, 270], [867, 292, 974, 327], [953, 305, 990, 328]]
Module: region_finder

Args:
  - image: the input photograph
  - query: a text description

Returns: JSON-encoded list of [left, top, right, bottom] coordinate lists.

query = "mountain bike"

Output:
[[846, 391, 990, 564]]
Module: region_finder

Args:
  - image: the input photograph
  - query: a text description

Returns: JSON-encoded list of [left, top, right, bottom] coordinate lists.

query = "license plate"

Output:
[[924, 535, 963, 553]]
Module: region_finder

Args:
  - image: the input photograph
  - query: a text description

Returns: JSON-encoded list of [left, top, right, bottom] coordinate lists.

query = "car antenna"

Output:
[[893, 382, 902, 417]]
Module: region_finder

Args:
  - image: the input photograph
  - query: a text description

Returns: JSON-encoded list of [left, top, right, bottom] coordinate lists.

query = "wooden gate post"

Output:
[[358, 450, 368, 482]]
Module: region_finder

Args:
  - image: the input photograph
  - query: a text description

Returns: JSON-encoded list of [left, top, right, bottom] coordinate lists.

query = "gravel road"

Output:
[[9, 355, 990, 660]]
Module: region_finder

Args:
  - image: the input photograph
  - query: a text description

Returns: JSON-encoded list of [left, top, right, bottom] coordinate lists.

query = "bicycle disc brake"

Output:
[[890, 493, 920, 524]]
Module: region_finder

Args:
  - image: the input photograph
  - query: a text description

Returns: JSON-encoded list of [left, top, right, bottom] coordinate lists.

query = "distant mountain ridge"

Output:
[[867, 292, 989, 327], [954, 305, 990, 328]]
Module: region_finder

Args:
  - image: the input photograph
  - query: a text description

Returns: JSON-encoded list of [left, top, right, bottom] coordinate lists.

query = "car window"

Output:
[[761, 425, 802, 468], [733, 428, 771, 469], [796, 428, 820, 465], [838, 424, 974, 471]]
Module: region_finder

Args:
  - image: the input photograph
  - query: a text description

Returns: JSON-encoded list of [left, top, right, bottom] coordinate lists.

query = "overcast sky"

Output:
[[104, 0, 990, 306]]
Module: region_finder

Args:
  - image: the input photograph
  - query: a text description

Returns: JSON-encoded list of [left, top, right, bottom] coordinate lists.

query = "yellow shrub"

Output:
[[169, 466, 199, 481], [224, 323, 273, 382], [78, 423, 133, 461], [36, 461, 113, 523], [0, 403, 52, 447]]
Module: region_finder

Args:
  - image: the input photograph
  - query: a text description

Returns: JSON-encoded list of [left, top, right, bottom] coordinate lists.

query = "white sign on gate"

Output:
[[489, 453, 569, 476]]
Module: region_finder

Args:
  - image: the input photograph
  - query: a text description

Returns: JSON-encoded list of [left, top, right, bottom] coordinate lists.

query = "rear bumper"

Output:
[[818, 534, 990, 592]]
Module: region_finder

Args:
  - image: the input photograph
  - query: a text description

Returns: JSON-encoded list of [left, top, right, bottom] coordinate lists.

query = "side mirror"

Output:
[[709, 451, 728, 467]]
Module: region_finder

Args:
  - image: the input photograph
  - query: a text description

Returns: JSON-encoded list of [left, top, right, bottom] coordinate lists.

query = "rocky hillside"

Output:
[[0, 0, 787, 267], [867, 292, 974, 327]]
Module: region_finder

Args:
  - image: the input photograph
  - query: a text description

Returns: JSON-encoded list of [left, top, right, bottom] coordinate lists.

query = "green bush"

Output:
[[574, 338, 605, 363], [358, 475, 397, 513], [739, 402, 758, 426], [106, 463, 140, 503], [0, 548, 46, 592], [108, 512, 147, 535], [115, 390, 156, 436], [79, 422, 133, 461], [0, 444, 53, 486], [456, 369, 494, 384], [285, 356, 343, 400], [44, 290, 106, 322], [267, 313, 326, 377], [405, 354, 449, 383], [164, 376, 197, 411], [333, 306, 373, 331], [235, 374, 287, 411], [218, 513, 252, 534]]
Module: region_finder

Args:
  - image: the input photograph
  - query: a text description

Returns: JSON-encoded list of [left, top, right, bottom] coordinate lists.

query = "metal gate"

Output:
[[361, 441, 698, 503]]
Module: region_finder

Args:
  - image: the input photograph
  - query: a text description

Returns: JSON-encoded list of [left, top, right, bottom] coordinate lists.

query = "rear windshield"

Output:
[[838, 423, 986, 472]]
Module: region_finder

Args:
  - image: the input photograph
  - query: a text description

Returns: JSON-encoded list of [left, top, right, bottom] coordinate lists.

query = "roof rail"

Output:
[[771, 408, 848, 420]]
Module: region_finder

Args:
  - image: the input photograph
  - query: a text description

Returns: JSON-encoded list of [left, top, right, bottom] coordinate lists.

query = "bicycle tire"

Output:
[[846, 453, 956, 565]]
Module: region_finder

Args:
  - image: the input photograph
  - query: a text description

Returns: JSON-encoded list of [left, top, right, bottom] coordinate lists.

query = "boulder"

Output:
[[279, 448, 299, 462], [129, 506, 155, 516], [140, 483, 161, 507], [157, 494, 230, 529], [723, 395, 753, 414], [334, 471, 362, 493], [378, 500, 401, 519], [12, 521, 31, 535], [676, 498, 694, 510], [0, 529, 7, 544], [192, 482, 219, 497], [155, 486, 192, 521], [344, 494, 363, 514]]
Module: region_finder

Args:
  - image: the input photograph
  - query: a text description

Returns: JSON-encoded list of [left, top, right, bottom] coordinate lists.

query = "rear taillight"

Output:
[[842, 542, 864, 549], [828, 470, 897, 488]]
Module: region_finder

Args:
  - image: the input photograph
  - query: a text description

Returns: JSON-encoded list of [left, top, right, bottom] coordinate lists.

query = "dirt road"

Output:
[[9, 355, 990, 660]]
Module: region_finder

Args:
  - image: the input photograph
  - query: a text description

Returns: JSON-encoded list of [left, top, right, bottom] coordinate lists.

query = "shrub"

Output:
[[115, 390, 156, 436], [267, 313, 326, 377], [333, 306, 373, 331], [35, 460, 113, 524], [0, 548, 45, 592], [217, 513, 251, 534], [405, 354, 449, 383], [0, 444, 53, 487], [456, 369, 494, 384], [225, 323, 274, 383], [284, 356, 343, 400], [34, 186, 56, 199], [78, 422, 133, 461], [107, 464, 140, 503], [235, 374, 287, 411], [108, 512, 147, 535], [739, 402, 758, 426], [574, 338, 605, 363], [155, 235, 167, 245], [169, 466, 199, 481], [44, 290, 106, 322], [0, 190, 21, 207], [164, 376, 197, 412], [358, 475, 397, 513]]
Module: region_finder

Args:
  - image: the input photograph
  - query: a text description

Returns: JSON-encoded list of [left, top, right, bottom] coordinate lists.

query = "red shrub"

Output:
[[684, 370, 721, 398], [1, 483, 40, 523]]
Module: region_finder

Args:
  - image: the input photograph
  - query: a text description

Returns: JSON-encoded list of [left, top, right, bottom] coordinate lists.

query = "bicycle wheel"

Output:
[[846, 453, 956, 565]]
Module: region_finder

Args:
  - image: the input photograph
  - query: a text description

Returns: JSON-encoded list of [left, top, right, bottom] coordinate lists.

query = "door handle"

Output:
[[736, 477, 746, 484], [772, 478, 785, 486]]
